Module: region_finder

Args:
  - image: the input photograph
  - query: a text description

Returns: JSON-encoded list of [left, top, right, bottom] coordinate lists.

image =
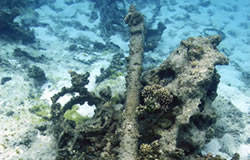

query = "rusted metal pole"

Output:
[[119, 5, 145, 160]]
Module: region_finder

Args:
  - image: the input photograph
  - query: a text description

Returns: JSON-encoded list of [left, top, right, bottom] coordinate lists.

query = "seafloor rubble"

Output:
[[50, 7, 233, 158], [0, 8, 35, 43], [1, 0, 249, 160]]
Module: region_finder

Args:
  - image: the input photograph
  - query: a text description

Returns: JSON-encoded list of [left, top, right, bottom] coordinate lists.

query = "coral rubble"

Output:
[[50, 71, 122, 160]]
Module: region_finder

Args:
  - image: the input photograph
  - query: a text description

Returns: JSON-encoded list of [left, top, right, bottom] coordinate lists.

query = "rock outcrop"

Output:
[[144, 22, 166, 52], [138, 35, 229, 159]]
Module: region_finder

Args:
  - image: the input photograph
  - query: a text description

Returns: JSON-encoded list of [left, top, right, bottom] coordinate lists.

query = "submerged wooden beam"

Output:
[[119, 5, 145, 160]]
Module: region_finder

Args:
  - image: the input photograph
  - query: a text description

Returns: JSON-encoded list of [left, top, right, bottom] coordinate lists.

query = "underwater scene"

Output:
[[0, 0, 249, 160]]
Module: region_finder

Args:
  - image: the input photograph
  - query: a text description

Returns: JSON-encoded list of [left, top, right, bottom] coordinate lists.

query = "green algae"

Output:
[[63, 105, 90, 125], [29, 103, 51, 119]]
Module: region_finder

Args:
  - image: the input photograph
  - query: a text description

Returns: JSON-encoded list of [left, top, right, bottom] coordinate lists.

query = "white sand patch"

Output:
[[57, 94, 73, 106], [59, 1, 93, 17], [61, 26, 83, 39], [76, 13, 100, 29], [40, 77, 72, 105], [86, 61, 109, 91], [21, 134, 57, 160], [190, 12, 212, 27], [230, 94, 250, 113], [153, 5, 169, 28], [140, 5, 156, 21], [77, 102, 96, 117], [230, 52, 250, 74], [202, 138, 221, 154], [218, 83, 250, 113], [201, 138, 230, 159], [52, 1, 99, 29], [216, 65, 245, 88], [67, 2, 100, 28], [156, 28, 174, 52], [0, 74, 31, 106], [40, 87, 58, 105], [238, 144, 250, 160], [33, 27, 59, 42], [81, 30, 105, 43], [220, 133, 237, 155], [0, 109, 56, 160], [62, 28, 104, 43], [94, 76, 126, 99], [35, 5, 57, 17]]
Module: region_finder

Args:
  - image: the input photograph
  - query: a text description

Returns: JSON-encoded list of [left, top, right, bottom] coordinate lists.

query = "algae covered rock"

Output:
[[93, 0, 127, 37], [138, 35, 229, 159], [144, 22, 167, 52], [28, 65, 47, 86], [1, 77, 12, 85], [50, 71, 122, 160]]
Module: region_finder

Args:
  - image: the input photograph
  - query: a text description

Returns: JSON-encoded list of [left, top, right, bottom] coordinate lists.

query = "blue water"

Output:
[[0, 0, 249, 159]]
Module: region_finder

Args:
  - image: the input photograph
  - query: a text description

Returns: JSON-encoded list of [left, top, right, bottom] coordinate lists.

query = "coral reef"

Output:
[[138, 35, 229, 159], [49, 6, 232, 159], [50, 35, 232, 159]]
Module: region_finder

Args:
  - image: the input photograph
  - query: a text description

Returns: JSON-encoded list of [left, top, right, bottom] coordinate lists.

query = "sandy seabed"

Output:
[[0, 0, 249, 159]]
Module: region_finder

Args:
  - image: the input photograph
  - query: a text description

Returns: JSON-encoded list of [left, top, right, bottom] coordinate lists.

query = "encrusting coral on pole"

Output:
[[119, 5, 145, 160]]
